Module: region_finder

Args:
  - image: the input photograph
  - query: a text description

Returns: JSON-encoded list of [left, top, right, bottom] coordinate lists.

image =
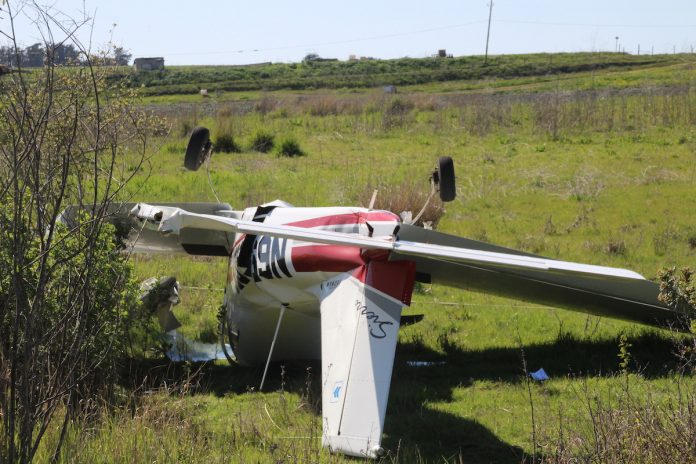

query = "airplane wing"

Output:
[[60, 202, 234, 255], [130, 203, 686, 328], [390, 224, 683, 328]]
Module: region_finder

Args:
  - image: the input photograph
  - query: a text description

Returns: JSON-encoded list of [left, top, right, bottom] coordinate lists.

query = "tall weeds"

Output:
[[164, 84, 696, 143]]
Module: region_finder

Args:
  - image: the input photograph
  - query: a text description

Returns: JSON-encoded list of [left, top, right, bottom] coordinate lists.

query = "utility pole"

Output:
[[484, 1, 494, 65], [615, 36, 619, 53]]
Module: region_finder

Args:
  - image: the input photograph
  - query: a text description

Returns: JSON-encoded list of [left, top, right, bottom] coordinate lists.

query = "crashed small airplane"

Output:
[[73, 127, 687, 458]]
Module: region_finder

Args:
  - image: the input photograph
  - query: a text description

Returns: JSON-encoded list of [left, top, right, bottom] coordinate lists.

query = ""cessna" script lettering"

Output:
[[355, 300, 393, 339]]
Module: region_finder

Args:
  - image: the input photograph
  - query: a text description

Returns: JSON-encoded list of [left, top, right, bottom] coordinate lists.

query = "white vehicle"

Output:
[[81, 127, 686, 458]]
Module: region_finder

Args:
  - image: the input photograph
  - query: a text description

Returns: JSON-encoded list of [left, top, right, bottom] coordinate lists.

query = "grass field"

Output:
[[31, 53, 696, 463]]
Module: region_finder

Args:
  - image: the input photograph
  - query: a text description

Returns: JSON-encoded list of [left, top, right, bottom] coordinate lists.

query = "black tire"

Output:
[[184, 126, 211, 171], [437, 156, 456, 202]]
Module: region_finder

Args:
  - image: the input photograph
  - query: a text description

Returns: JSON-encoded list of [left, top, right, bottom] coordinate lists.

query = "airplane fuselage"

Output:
[[223, 204, 412, 366]]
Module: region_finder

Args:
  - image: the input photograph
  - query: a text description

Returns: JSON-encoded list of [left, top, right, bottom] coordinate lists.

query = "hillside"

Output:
[[113, 52, 691, 97]]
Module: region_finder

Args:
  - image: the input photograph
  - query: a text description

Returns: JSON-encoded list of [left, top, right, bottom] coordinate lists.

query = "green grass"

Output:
[[121, 52, 682, 95], [33, 60, 696, 462], [133, 53, 696, 106]]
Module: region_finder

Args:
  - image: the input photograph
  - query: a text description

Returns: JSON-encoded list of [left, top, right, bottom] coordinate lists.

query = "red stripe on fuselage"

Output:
[[292, 245, 415, 305], [285, 212, 399, 228], [291, 245, 364, 273]]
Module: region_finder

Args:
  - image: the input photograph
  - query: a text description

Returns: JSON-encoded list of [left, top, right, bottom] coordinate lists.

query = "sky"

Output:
[[2, 0, 696, 65]]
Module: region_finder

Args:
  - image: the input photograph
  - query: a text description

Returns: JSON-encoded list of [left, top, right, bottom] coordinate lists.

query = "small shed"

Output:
[[133, 57, 165, 71]]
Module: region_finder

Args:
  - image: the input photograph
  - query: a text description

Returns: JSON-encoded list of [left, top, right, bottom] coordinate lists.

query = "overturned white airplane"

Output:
[[76, 127, 687, 458]]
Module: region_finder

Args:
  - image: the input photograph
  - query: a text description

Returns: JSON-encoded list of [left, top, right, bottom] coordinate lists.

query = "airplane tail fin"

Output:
[[319, 273, 406, 458]]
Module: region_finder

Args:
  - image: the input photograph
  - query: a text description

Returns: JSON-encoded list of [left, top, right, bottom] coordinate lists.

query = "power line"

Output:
[[146, 21, 487, 57], [495, 19, 696, 28], [138, 18, 696, 59]]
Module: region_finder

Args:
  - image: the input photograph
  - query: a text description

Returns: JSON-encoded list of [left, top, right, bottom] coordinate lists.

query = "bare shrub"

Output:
[[177, 106, 200, 137], [531, 93, 563, 139], [304, 95, 340, 116], [540, 380, 696, 464], [0, 4, 158, 462], [411, 94, 441, 112], [567, 168, 604, 201], [639, 166, 682, 185], [688, 235, 696, 250], [543, 216, 557, 236], [516, 235, 547, 254], [381, 97, 415, 130], [254, 96, 278, 115], [358, 182, 444, 228], [604, 239, 627, 255], [565, 206, 596, 234], [653, 225, 680, 257]]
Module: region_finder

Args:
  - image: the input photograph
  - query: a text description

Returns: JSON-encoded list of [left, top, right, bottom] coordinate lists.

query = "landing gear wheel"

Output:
[[184, 126, 212, 171], [436, 156, 456, 202]]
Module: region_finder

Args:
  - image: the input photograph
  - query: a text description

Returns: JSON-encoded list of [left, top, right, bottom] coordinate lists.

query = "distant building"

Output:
[[133, 57, 164, 71], [438, 49, 447, 58]]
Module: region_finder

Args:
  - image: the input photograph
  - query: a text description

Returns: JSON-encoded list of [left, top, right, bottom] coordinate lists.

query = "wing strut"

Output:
[[260, 303, 288, 391]]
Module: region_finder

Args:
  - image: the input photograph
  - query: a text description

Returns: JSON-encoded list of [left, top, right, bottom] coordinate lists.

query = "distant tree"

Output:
[[24, 42, 44, 67], [303, 53, 321, 63], [0, 46, 14, 66], [113, 46, 132, 66], [51, 43, 81, 65]]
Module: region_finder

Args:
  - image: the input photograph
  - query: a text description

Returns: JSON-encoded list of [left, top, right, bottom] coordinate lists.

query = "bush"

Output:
[[0, 12, 159, 459], [215, 133, 241, 153], [277, 137, 305, 157], [250, 130, 275, 153], [358, 181, 444, 228], [382, 96, 415, 129]]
